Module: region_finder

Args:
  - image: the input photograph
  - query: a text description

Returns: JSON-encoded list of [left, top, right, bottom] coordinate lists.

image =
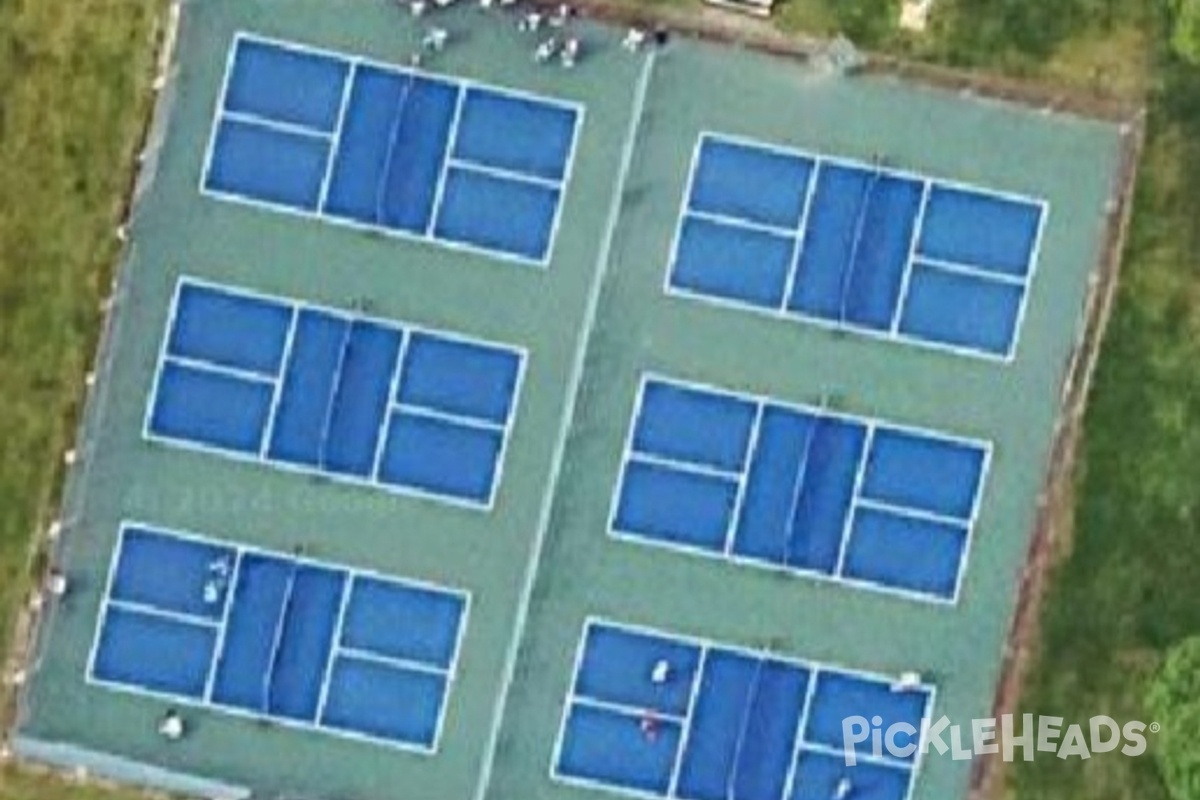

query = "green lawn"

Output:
[[0, 0, 162, 798], [0, 1, 1196, 800]]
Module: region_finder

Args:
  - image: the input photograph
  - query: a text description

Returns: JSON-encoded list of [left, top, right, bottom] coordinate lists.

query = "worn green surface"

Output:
[[16, 2, 1124, 799]]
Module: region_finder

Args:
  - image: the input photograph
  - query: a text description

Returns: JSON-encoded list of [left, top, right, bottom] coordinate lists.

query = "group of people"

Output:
[[400, 0, 669, 69]]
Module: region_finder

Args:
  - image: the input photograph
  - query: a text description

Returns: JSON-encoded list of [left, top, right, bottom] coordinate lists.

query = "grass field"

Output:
[[0, 1, 1195, 800], [0, 0, 161, 798]]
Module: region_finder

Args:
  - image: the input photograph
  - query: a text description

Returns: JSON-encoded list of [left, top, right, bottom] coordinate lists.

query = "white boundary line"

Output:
[[605, 373, 991, 605], [665, 647, 707, 796], [204, 550, 242, 703], [221, 110, 334, 141], [780, 159, 822, 311], [705, 129, 1045, 208], [686, 208, 798, 239], [472, 49, 657, 800], [197, 35, 240, 198], [143, 276, 528, 512], [947, 441, 994, 605], [833, 425, 874, 577], [370, 331, 410, 481], [87, 520, 471, 754], [313, 572, 352, 724], [915, 256, 1030, 286], [104, 600, 220, 629], [163, 355, 276, 386], [629, 452, 741, 483], [448, 159, 563, 191], [890, 180, 931, 335], [201, 32, 586, 269], [779, 663, 820, 800], [549, 617, 936, 799], [426, 85, 466, 236], [316, 61, 356, 211], [1003, 201, 1051, 361], [259, 306, 299, 459], [723, 404, 763, 555], [548, 616, 591, 787]]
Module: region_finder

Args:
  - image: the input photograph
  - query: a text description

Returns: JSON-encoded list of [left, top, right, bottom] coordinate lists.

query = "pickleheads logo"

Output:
[[841, 714, 1159, 764]]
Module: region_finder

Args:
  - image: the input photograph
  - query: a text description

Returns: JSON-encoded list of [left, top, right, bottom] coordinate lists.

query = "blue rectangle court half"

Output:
[[667, 133, 1046, 359], [553, 619, 934, 800], [145, 278, 525, 508], [88, 523, 468, 751], [610, 375, 991, 603], [203, 33, 582, 265]]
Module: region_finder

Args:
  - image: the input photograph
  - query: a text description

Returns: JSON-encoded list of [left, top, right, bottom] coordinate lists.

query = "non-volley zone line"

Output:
[[144, 276, 526, 509], [87, 521, 469, 752], [609, 373, 992, 603], [552, 618, 934, 800], [201, 31, 584, 265], [666, 131, 1047, 359]]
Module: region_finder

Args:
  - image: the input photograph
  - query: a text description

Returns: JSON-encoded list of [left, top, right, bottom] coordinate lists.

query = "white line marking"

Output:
[[392, 403, 507, 433], [203, 550, 243, 702], [914, 256, 1029, 286], [853, 497, 970, 528], [891, 180, 931, 335], [317, 61, 357, 212], [162, 355, 277, 385], [685, 208, 798, 239], [630, 452, 742, 483], [104, 600, 221, 629], [337, 648, 450, 677], [834, 426, 873, 577], [371, 331, 409, 481], [472, 51, 657, 800], [779, 668, 819, 800], [447, 159, 563, 191], [667, 647, 707, 796], [221, 110, 335, 141], [723, 403, 764, 555], [427, 84, 467, 236], [314, 573, 353, 724], [780, 161, 822, 311], [259, 306, 298, 459]]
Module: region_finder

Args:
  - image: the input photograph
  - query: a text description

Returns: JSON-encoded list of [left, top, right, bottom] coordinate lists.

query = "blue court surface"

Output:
[[145, 278, 524, 508], [203, 34, 582, 264], [610, 377, 989, 602], [667, 134, 1046, 359], [88, 523, 468, 751], [554, 620, 933, 800]]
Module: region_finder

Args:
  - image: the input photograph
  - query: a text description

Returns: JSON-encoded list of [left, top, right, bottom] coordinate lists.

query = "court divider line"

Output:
[[779, 161, 821, 311], [221, 110, 336, 141], [370, 330, 409, 481], [722, 403, 764, 555], [313, 572, 353, 724], [890, 179, 932, 336], [779, 666, 820, 800], [259, 306, 299, 459], [666, 647, 707, 796], [832, 425, 874, 577], [204, 550, 243, 703], [471, 49, 658, 800], [425, 85, 467, 236], [547, 617, 593, 787], [317, 61, 357, 212], [1004, 200, 1051, 361]]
